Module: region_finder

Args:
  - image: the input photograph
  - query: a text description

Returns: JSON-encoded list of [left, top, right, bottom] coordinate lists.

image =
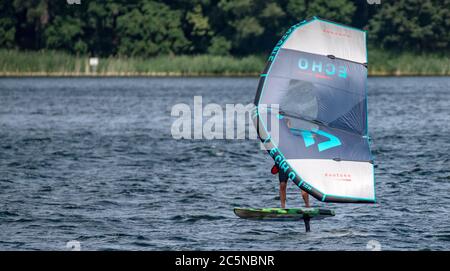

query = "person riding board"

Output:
[[271, 116, 310, 208], [271, 164, 310, 208]]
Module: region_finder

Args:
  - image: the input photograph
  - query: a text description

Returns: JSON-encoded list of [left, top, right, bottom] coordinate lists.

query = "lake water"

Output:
[[0, 77, 449, 250]]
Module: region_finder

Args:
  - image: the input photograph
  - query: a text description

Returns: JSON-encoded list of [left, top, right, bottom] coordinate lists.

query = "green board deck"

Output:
[[234, 207, 335, 221]]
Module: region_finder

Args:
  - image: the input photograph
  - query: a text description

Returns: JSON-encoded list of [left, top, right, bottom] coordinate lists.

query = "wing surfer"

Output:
[[271, 116, 310, 208], [271, 164, 310, 208]]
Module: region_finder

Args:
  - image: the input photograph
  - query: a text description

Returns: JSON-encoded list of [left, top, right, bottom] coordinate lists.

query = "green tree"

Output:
[[351, 0, 381, 29], [306, 0, 356, 24], [185, 4, 213, 53], [217, 0, 288, 55], [116, 1, 189, 57], [285, 0, 307, 22], [369, 0, 450, 51], [284, 0, 356, 24], [85, 1, 130, 56], [44, 16, 86, 54], [218, 0, 265, 54], [2, 0, 448, 57], [12, 0, 50, 49], [208, 36, 232, 55], [0, 1, 16, 48]]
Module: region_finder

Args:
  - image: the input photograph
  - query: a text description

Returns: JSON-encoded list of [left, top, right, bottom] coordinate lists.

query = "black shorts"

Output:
[[279, 169, 289, 183]]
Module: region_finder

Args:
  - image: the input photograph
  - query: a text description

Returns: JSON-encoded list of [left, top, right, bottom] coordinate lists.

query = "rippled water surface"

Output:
[[0, 77, 449, 250]]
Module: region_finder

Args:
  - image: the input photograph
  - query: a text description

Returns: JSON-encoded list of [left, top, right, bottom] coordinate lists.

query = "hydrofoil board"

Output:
[[234, 207, 335, 222]]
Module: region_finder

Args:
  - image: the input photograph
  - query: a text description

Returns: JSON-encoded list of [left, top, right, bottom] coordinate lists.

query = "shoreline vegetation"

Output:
[[0, 50, 449, 77]]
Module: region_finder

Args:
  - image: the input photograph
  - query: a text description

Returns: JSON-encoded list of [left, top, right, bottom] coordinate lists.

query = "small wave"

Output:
[[170, 214, 228, 223], [0, 210, 20, 217], [20, 137, 52, 143], [90, 200, 121, 206], [130, 241, 153, 248]]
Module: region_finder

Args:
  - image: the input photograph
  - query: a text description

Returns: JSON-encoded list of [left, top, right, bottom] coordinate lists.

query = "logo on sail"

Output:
[[298, 58, 347, 79], [298, 129, 341, 152]]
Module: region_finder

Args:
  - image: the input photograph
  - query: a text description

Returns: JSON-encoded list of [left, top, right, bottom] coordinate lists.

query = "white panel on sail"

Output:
[[287, 159, 374, 200], [282, 19, 367, 64]]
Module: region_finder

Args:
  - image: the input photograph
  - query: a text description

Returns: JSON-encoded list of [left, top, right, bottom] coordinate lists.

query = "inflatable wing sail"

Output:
[[254, 17, 375, 203]]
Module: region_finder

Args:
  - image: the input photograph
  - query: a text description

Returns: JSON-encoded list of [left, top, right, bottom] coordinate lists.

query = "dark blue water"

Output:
[[0, 77, 449, 250]]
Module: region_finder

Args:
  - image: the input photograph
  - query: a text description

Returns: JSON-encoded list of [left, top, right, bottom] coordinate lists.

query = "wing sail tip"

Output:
[[323, 195, 376, 204]]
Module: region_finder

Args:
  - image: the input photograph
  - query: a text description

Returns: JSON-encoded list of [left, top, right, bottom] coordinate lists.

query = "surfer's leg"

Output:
[[279, 181, 287, 208], [301, 190, 310, 207]]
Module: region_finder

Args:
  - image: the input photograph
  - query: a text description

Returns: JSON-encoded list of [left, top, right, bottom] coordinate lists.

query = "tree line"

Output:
[[0, 0, 448, 57]]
